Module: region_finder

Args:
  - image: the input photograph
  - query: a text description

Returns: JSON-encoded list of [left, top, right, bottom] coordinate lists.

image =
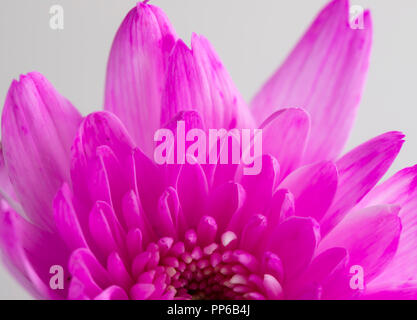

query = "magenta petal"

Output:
[[162, 34, 254, 131], [134, 148, 166, 221], [107, 252, 134, 290], [260, 108, 310, 179], [163, 110, 205, 187], [321, 131, 404, 235], [319, 205, 401, 282], [130, 283, 155, 300], [279, 161, 338, 221], [359, 166, 417, 288], [239, 155, 280, 223], [251, 0, 373, 164], [177, 161, 209, 229], [53, 183, 89, 251], [266, 217, 320, 280], [105, 2, 177, 156], [361, 283, 417, 300], [69, 248, 111, 290], [0, 145, 17, 203], [0, 205, 70, 299], [267, 189, 295, 228], [292, 247, 349, 299], [1, 72, 82, 230], [208, 182, 246, 234], [71, 111, 135, 215], [94, 286, 128, 300], [88, 201, 127, 262]]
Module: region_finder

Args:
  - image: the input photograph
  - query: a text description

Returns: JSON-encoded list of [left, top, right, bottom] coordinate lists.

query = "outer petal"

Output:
[[359, 166, 417, 288], [362, 283, 417, 300], [162, 34, 255, 131], [319, 205, 401, 282], [251, 0, 373, 164], [1, 72, 82, 230], [0, 202, 70, 299], [320, 132, 404, 235], [260, 108, 310, 179], [105, 2, 177, 156]]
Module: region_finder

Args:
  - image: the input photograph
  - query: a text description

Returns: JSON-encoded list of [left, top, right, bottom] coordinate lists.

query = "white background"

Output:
[[0, 0, 416, 299]]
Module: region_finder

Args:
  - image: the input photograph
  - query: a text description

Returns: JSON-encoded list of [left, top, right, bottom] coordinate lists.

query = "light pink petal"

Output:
[[321, 132, 404, 235], [105, 2, 177, 156], [319, 205, 401, 282], [279, 162, 338, 221], [0, 203, 70, 299], [266, 217, 320, 280], [361, 283, 417, 300], [260, 108, 310, 179], [251, 0, 373, 164], [359, 166, 417, 288], [1, 72, 82, 230], [162, 34, 255, 131]]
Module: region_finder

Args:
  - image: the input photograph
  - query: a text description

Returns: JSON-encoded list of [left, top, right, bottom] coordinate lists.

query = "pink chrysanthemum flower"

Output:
[[1, 0, 417, 300]]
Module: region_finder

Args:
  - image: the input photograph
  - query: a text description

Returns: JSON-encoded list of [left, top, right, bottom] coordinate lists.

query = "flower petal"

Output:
[[1, 72, 82, 230], [266, 217, 320, 280], [251, 0, 373, 164], [260, 108, 310, 179], [162, 34, 255, 131], [71, 111, 135, 220], [321, 131, 404, 235], [53, 183, 89, 251], [359, 166, 417, 288], [279, 161, 338, 221], [0, 203, 70, 299], [105, 2, 177, 156], [319, 205, 401, 282], [177, 161, 209, 229], [94, 286, 128, 300], [208, 182, 246, 234]]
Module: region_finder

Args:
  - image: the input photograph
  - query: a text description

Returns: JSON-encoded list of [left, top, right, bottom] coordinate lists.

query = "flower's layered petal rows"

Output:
[[2, 0, 417, 302], [251, 0, 373, 165], [162, 34, 255, 131], [1, 72, 82, 230], [105, 3, 177, 157]]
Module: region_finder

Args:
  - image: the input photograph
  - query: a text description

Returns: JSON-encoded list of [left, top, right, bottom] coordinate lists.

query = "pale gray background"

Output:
[[0, 0, 416, 299]]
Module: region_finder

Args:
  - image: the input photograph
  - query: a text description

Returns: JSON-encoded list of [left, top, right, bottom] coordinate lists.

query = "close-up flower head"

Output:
[[0, 0, 417, 302]]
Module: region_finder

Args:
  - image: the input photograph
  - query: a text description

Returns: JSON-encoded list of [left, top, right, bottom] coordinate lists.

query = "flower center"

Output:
[[129, 226, 275, 300]]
